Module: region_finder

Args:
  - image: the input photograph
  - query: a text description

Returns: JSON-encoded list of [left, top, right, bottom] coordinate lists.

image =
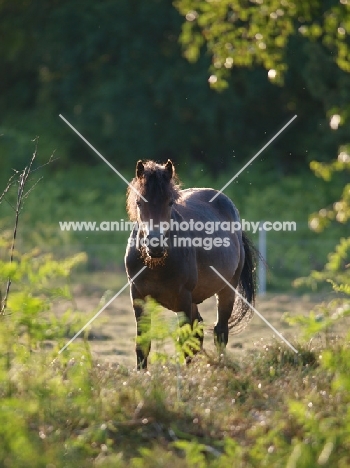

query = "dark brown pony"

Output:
[[125, 160, 256, 369]]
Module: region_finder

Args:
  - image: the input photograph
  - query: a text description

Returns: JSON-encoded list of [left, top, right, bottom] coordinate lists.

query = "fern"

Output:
[[136, 297, 204, 365]]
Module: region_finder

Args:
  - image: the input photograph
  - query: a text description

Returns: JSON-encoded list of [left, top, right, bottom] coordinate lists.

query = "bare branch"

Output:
[[0, 138, 55, 315], [22, 176, 43, 203], [2, 196, 16, 212], [0, 171, 18, 206], [30, 151, 59, 173]]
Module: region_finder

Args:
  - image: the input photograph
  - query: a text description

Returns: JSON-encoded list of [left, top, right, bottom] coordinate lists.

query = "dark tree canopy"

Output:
[[0, 0, 350, 180]]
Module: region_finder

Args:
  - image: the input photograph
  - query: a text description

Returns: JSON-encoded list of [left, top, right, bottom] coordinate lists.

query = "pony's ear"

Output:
[[165, 159, 174, 179], [136, 160, 144, 179]]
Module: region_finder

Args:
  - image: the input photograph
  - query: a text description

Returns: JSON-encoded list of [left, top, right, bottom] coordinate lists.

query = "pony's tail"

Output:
[[228, 231, 258, 333]]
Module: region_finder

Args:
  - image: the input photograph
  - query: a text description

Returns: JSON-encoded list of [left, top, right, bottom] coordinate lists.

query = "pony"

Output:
[[125, 159, 256, 369]]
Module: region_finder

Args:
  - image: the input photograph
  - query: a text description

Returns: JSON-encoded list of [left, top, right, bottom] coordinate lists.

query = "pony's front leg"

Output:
[[178, 292, 202, 363], [191, 303, 204, 349], [131, 285, 150, 370]]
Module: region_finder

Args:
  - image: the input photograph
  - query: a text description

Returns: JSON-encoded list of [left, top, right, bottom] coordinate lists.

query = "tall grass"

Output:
[[0, 241, 349, 467]]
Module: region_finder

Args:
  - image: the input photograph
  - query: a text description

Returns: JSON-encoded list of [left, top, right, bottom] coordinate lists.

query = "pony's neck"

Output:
[[171, 206, 184, 226]]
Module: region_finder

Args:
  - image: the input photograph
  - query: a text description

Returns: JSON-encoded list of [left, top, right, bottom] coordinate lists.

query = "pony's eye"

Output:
[[136, 200, 141, 207], [169, 200, 174, 207]]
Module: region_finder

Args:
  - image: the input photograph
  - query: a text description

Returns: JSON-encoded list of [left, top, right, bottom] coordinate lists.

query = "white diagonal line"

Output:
[[210, 115, 297, 202], [56, 266, 147, 356], [210, 266, 298, 354], [59, 114, 147, 202]]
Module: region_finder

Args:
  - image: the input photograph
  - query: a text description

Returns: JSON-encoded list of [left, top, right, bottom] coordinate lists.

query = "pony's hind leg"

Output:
[[214, 286, 236, 351]]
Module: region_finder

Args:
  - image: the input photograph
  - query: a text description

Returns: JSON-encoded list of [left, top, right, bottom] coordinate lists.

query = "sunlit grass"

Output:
[[2, 336, 349, 467]]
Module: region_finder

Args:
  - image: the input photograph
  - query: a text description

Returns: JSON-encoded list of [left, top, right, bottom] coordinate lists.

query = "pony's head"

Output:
[[127, 159, 181, 262]]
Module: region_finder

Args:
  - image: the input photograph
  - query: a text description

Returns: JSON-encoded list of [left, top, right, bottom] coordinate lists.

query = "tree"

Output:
[[174, 0, 350, 164], [175, 0, 350, 87], [0, 0, 349, 180]]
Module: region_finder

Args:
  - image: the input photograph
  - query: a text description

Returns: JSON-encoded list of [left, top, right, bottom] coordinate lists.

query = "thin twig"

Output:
[[22, 176, 43, 204], [1, 137, 53, 315], [1, 167, 33, 314], [2, 197, 16, 211], [0, 171, 18, 206], [30, 152, 58, 173]]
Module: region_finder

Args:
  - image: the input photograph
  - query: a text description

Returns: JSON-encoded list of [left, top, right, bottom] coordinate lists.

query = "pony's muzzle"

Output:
[[146, 232, 168, 258]]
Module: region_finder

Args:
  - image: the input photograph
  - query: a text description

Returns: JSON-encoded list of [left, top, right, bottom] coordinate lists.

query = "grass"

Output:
[[0, 245, 349, 467], [63, 275, 340, 368], [1, 338, 348, 467]]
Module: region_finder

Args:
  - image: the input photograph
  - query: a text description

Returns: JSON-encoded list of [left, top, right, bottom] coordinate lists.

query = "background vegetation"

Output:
[[1, 1, 350, 466], [0, 242, 349, 467], [0, 0, 349, 289]]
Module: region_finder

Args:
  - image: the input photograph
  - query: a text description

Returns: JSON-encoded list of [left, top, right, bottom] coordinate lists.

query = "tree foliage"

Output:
[[309, 151, 350, 231], [174, 0, 350, 175], [175, 0, 350, 87], [0, 0, 349, 180]]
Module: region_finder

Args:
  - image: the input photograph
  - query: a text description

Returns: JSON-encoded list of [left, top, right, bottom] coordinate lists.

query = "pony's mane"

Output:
[[126, 160, 181, 221]]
